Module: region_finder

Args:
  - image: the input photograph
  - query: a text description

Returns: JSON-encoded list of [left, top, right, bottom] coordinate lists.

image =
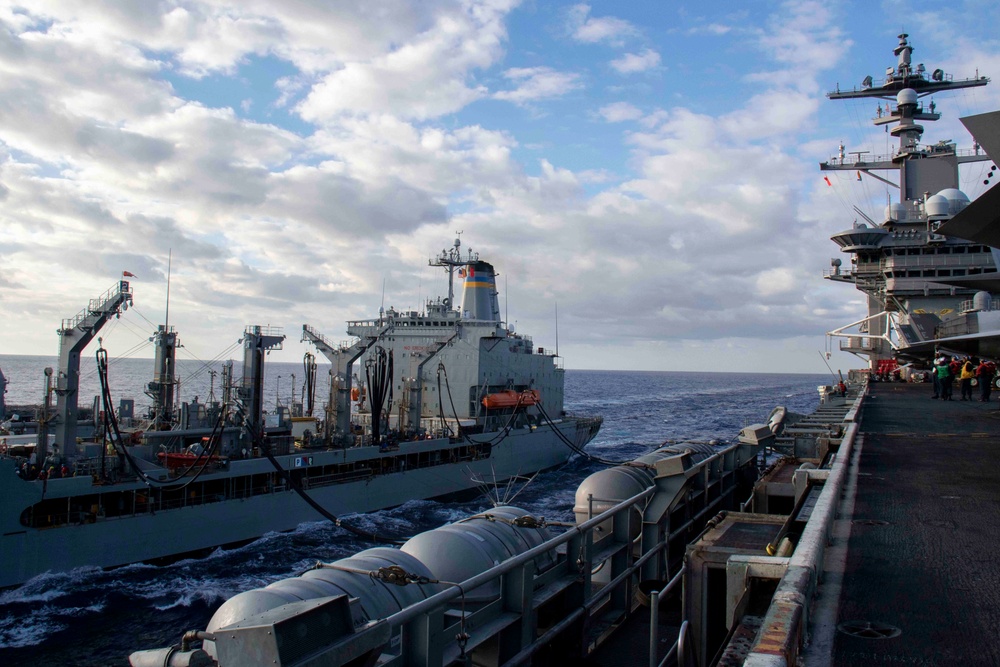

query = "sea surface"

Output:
[[0, 354, 829, 666]]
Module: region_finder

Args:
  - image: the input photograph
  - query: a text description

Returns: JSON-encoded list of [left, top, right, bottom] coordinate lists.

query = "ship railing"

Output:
[[823, 152, 895, 167], [822, 270, 854, 280], [834, 72, 960, 97], [302, 323, 336, 348], [380, 484, 657, 667], [839, 339, 877, 352], [883, 255, 993, 269], [956, 147, 988, 159], [822, 268, 880, 282], [243, 324, 284, 337], [823, 144, 983, 168], [374, 438, 751, 667], [347, 318, 385, 328], [743, 416, 863, 665], [960, 298, 1000, 314], [304, 324, 362, 354], [60, 281, 131, 332]]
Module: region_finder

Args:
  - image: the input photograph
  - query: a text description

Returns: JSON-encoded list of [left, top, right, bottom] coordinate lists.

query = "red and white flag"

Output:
[[123, 271, 136, 277]]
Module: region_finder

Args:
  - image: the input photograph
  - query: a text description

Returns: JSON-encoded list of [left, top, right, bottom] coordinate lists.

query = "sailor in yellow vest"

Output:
[[960, 357, 976, 401]]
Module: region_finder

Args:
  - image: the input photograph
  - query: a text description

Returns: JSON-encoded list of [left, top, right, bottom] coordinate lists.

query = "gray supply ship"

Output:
[[0, 239, 601, 590]]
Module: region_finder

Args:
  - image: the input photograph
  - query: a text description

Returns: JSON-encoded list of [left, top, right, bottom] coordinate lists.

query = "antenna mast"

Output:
[[428, 231, 478, 311], [379, 278, 386, 321], [165, 249, 172, 329], [505, 274, 509, 330]]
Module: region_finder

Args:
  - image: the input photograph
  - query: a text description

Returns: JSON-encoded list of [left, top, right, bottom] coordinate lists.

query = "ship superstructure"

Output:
[[345, 239, 563, 439], [822, 34, 994, 369]]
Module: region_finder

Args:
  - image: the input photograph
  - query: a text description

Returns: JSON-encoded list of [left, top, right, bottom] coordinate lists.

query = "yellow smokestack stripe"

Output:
[[464, 281, 494, 287]]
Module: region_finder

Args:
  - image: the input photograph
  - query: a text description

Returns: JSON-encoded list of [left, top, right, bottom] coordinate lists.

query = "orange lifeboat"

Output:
[[482, 389, 540, 410]]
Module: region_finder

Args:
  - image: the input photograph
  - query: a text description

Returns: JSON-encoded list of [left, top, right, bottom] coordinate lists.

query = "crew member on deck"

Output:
[[977, 359, 996, 402], [935, 357, 953, 401], [43, 444, 61, 472], [960, 358, 976, 401]]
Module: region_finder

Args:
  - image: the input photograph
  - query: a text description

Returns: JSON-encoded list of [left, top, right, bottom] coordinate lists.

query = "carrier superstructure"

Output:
[[822, 34, 994, 369]]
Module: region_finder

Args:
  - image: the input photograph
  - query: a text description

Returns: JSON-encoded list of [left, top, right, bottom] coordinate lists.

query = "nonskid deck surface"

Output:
[[834, 382, 1000, 666]]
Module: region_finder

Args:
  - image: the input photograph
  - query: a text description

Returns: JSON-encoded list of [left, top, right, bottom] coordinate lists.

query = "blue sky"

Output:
[[0, 0, 998, 373]]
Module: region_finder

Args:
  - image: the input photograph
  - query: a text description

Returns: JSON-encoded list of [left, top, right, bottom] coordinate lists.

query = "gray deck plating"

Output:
[[832, 383, 1000, 666]]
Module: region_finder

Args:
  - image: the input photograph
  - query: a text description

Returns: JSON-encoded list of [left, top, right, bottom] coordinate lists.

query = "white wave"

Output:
[[0, 566, 103, 605], [59, 602, 106, 616], [0, 609, 68, 648], [151, 584, 231, 611]]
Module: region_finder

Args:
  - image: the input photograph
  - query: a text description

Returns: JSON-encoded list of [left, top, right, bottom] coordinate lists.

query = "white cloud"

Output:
[[599, 102, 643, 123], [610, 49, 661, 74], [565, 4, 637, 45], [687, 23, 732, 36], [751, 0, 850, 92], [494, 67, 583, 105], [0, 0, 983, 378], [298, 2, 511, 121], [756, 267, 799, 297], [274, 74, 308, 108]]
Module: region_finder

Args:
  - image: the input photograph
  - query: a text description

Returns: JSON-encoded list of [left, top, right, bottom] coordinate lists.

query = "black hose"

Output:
[[365, 347, 393, 446], [437, 363, 521, 446], [96, 346, 227, 490], [534, 401, 639, 467], [303, 353, 317, 417], [434, 362, 631, 468], [238, 406, 410, 546], [98, 345, 409, 544]]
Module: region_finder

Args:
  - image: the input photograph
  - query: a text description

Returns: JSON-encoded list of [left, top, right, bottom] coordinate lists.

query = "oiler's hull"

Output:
[[0, 417, 600, 589]]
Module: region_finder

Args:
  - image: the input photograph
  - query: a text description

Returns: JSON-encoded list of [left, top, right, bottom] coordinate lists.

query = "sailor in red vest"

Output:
[[977, 359, 996, 402]]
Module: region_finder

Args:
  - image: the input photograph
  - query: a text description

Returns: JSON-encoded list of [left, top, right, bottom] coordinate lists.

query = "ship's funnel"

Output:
[[460, 261, 500, 323]]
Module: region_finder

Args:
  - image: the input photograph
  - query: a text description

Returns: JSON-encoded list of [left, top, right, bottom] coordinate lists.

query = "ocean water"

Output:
[[0, 355, 828, 666]]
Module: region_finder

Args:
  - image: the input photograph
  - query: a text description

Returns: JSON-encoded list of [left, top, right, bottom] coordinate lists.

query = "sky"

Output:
[[1, 0, 999, 374]]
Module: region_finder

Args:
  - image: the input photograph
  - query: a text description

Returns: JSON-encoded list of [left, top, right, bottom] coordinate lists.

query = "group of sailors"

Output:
[[930, 355, 996, 402], [6, 443, 77, 481]]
